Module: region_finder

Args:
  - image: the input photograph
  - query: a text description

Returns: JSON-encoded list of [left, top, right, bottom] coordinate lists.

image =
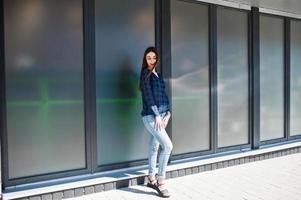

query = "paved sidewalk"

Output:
[[70, 153, 301, 200]]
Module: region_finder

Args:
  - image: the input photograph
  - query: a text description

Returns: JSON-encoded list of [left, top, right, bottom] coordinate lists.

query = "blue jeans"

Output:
[[142, 112, 173, 178]]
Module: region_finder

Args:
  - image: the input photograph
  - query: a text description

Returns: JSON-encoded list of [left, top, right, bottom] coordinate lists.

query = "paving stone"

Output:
[[205, 164, 212, 171], [63, 190, 74, 199], [212, 163, 217, 170], [199, 165, 205, 172], [53, 192, 63, 200], [217, 162, 224, 169], [116, 179, 130, 189], [84, 186, 94, 195], [192, 167, 199, 174], [171, 170, 179, 178], [229, 160, 235, 166], [41, 194, 52, 200], [74, 188, 84, 197], [179, 169, 185, 177], [95, 184, 104, 193], [104, 182, 115, 191], [166, 171, 171, 179], [185, 168, 192, 175], [29, 197, 41, 200]]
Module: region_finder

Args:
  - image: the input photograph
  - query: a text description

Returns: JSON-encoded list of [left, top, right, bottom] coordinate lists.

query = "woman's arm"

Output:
[[141, 71, 159, 116]]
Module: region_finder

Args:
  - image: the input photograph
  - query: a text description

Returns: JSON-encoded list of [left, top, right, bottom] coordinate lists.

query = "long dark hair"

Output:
[[139, 46, 159, 90]]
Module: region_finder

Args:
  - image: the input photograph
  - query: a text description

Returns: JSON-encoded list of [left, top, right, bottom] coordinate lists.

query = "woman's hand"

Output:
[[154, 115, 164, 131], [162, 112, 171, 128]]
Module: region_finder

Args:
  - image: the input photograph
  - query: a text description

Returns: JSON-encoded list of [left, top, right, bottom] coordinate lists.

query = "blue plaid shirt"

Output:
[[140, 68, 170, 116]]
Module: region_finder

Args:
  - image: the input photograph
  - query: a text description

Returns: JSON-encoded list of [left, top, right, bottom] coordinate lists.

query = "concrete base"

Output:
[[2, 141, 301, 200]]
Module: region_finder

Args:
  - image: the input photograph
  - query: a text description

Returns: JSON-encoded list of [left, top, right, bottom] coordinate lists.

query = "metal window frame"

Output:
[[93, 0, 158, 173], [1, 0, 94, 191], [257, 12, 301, 145], [250, 7, 260, 149], [0, 0, 7, 191], [209, 3, 218, 154], [287, 18, 301, 140], [168, 0, 216, 162], [254, 11, 301, 145], [284, 17, 290, 140], [214, 5, 251, 152], [169, 0, 252, 161]]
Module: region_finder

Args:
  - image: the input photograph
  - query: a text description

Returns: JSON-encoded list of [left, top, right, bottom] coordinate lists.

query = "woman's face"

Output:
[[146, 51, 157, 69]]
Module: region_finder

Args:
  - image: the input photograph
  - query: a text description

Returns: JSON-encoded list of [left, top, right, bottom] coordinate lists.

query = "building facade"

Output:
[[1, 0, 301, 198]]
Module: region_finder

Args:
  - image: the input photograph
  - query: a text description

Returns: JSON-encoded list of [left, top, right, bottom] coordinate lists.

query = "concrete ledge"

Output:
[[196, 0, 251, 10], [3, 141, 301, 200]]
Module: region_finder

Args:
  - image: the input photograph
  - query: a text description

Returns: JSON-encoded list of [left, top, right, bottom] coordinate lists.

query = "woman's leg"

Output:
[[142, 113, 173, 179], [157, 127, 173, 178], [148, 134, 159, 177], [143, 113, 173, 197]]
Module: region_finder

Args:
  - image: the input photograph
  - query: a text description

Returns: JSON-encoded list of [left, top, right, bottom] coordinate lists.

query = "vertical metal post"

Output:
[[0, 0, 5, 196], [209, 4, 217, 151], [284, 18, 290, 139], [250, 7, 260, 149], [160, 0, 172, 142], [83, 0, 97, 172]]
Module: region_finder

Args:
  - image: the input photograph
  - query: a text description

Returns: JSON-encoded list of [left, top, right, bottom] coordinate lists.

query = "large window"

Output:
[[171, 0, 210, 154], [3, 0, 301, 188], [217, 7, 249, 147], [95, 0, 155, 165], [260, 15, 284, 141], [290, 19, 301, 136], [4, 0, 85, 178]]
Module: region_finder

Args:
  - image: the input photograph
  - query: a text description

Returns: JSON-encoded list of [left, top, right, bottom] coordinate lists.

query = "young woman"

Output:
[[139, 46, 173, 198]]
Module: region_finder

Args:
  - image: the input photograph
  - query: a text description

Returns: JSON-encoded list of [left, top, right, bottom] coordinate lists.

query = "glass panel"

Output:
[[95, 0, 154, 165], [260, 15, 284, 141], [4, 0, 85, 178], [171, 0, 210, 154], [217, 7, 249, 147], [290, 20, 301, 136]]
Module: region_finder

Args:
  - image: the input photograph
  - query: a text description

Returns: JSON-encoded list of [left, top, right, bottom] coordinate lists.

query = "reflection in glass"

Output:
[[95, 0, 154, 165], [290, 20, 301, 136], [260, 15, 284, 141], [4, 0, 85, 178], [217, 7, 249, 147], [171, 0, 210, 154]]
